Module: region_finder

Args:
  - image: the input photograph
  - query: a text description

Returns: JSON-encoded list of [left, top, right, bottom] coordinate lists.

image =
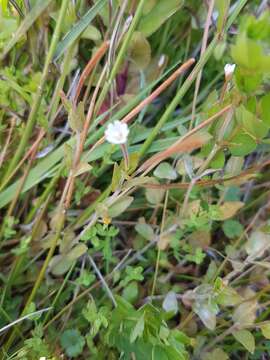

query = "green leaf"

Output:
[[129, 32, 151, 70], [211, 201, 244, 221], [231, 32, 270, 73], [203, 348, 229, 360], [138, 0, 184, 37], [235, 105, 268, 139], [111, 163, 122, 192], [49, 255, 73, 276], [122, 281, 139, 303], [229, 132, 257, 157], [64, 144, 74, 169], [235, 70, 262, 93], [260, 323, 270, 340], [60, 329, 85, 357], [120, 266, 144, 287], [185, 248, 206, 265], [154, 162, 177, 180], [216, 0, 230, 33], [210, 150, 225, 169], [214, 40, 227, 61], [67, 243, 88, 261], [216, 286, 242, 307], [76, 269, 96, 287], [135, 223, 154, 240], [232, 299, 257, 327], [82, 301, 108, 337], [68, 102, 84, 132], [108, 196, 134, 218], [145, 179, 165, 204], [261, 93, 270, 126], [74, 162, 92, 177], [0, 0, 53, 60], [222, 220, 243, 239], [81, 25, 101, 41], [232, 330, 255, 354], [225, 157, 244, 176], [54, 0, 107, 60], [130, 313, 145, 343]]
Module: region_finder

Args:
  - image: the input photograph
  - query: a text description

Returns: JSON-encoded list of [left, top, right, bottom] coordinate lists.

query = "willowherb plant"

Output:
[[0, 1, 270, 359]]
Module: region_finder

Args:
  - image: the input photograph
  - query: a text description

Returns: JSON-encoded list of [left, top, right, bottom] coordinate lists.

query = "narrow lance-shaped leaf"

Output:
[[54, 0, 107, 60]]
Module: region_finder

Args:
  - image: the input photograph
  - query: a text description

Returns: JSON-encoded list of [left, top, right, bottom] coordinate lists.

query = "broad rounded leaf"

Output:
[[135, 223, 154, 240], [154, 162, 178, 180], [229, 133, 256, 157], [235, 105, 268, 140], [60, 329, 85, 358], [145, 180, 165, 204], [222, 220, 243, 239]]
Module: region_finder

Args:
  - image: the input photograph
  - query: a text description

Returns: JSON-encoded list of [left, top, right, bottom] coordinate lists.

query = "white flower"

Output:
[[158, 54, 165, 68], [105, 120, 129, 145], [224, 63, 236, 78], [39, 357, 46, 360]]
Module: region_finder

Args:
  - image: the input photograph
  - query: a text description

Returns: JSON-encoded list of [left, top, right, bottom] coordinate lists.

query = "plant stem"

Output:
[[95, 0, 147, 112], [139, 0, 248, 158], [120, 143, 129, 171], [42, 263, 76, 325], [189, 0, 215, 130], [4, 210, 65, 352], [1, 0, 70, 189], [74, 185, 112, 228], [151, 190, 169, 297], [48, 43, 76, 127]]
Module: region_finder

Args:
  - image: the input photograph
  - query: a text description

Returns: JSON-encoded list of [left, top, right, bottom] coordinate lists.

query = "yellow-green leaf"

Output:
[[232, 330, 255, 354], [211, 201, 244, 221], [67, 243, 88, 261], [74, 162, 92, 177], [108, 196, 134, 218], [111, 163, 122, 192], [260, 323, 270, 339], [138, 0, 184, 37], [129, 32, 151, 70]]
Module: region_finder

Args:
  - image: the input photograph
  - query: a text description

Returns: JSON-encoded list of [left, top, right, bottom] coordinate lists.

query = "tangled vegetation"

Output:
[[0, 0, 270, 359]]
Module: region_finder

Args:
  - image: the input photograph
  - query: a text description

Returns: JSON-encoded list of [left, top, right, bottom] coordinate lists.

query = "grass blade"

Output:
[[54, 0, 107, 61], [0, 0, 53, 60]]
